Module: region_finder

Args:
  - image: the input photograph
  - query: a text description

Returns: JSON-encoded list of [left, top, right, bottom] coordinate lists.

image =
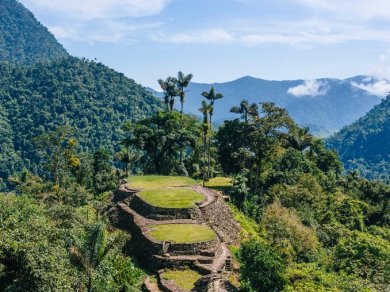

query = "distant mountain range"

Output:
[[149, 76, 386, 137], [326, 95, 390, 181]]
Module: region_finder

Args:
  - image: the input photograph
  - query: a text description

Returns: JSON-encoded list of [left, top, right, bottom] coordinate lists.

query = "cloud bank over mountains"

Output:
[[288, 80, 328, 97]]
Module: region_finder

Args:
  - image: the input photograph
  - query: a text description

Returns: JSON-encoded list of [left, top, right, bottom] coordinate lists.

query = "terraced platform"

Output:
[[108, 176, 241, 291]]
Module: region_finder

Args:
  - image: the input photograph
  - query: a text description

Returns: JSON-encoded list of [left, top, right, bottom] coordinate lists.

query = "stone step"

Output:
[[199, 249, 216, 257], [194, 262, 214, 274], [197, 257, 214, 264]]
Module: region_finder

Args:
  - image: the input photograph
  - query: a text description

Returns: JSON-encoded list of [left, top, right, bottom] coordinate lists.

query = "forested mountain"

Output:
[[327, 95, 390, 181], [0, 0, 68, 64], [158, 76, 383, 137], [0, 58, 162, 189]]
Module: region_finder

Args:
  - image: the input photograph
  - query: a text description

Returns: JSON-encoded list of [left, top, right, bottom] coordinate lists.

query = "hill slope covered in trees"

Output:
[[327, 95, 390, 181], [0, 0, 68, 64], [0, 58, 162, 189]]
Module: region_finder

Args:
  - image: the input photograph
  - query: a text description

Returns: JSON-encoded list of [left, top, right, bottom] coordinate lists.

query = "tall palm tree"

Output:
[[177, 71, 193, 116], [70, 222, 126, 292], [115, 148, 141, 177], [201, 87, 223, 126], [199, 100, 213, 186], [201, 87, 223, 178], [158, 77, 180, 112], [230, 99, 259, 123]]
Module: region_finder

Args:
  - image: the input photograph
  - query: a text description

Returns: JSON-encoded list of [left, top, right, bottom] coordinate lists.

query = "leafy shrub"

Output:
[[334, 230, 390, 289], [239, 239, 287, 292], [261, 200, 320, 262]]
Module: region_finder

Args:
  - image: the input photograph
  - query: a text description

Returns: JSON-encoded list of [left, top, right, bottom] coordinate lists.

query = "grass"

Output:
[[205, 177, 232, 192], [139, 188, 204, 208], [228, 203, 260, 240], [129, 175, 197, 190], [162, 269, 202, 290], [148, 223, 216, 243]]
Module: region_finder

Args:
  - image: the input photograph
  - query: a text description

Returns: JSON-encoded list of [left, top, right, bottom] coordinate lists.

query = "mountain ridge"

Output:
[[148, 75, 385, 137], [326, 95, 390, 181], [0, 0, 68, 65]]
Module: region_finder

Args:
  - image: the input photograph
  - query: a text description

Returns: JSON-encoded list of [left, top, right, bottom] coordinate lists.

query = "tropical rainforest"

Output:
[[327, 95, 390, 182], [0, 0, 389, 291]]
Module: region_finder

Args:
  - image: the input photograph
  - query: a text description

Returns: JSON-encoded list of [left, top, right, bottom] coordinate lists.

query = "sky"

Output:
[[19, 0, 390, 90]]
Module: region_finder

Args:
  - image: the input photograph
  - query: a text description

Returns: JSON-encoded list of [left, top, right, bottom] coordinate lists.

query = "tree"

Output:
[[239, 239, 287, 292], [201, 87, 223, 179], [177, 71, 193, 116], [92, 148, 117, 195], [230, 99, 258, 123], [34, 126, 80, 201], [199, 100, 213, 186], [285, 127, 314, 151], [115, 147, 141, 177], [70, 221, 127, 292], [201, 87, 223, 126], [158, 77, 180, 112], [122, 112, 202, 175]]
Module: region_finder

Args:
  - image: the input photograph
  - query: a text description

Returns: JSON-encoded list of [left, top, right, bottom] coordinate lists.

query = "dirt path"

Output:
[[189, 185, 218, 207]]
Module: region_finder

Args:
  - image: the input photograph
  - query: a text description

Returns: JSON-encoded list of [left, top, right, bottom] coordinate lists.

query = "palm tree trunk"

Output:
[[207, 113, 212, 180], [202, 131, 207, 187]]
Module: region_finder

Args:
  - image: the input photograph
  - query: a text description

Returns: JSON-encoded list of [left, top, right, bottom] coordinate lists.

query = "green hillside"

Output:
[[0, 58, 162, 188], [327, 95, 390, 181], [0, 0, 68, 64]]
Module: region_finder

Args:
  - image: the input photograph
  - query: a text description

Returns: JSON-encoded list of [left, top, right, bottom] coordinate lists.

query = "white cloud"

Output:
[[295, 0, 390, 21], [351, 80, 390, 97], [288, 80, 328, 97], [49, 21, 162, 43], [151, 29, 236, 44], [21, 0, 170, 19]]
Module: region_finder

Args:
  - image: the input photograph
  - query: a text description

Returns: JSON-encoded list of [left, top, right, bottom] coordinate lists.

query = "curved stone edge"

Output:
[[111, 203, 220, 257], [191, 186, 241, 245], [130, 193, 202, 221]]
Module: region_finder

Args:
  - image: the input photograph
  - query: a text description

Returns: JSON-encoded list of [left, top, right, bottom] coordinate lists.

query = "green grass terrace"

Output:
[[129, 175, 197, 190], [147, 223, 216, 243], [138, 188, 204, 208], [161, 269, 202, 290]]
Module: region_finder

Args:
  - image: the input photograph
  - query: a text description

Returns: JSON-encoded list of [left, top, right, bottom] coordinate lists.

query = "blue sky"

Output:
[[20, 0, 390, 89]]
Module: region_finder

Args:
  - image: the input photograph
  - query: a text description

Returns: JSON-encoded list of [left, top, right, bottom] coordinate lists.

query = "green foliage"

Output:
[[239, 239, 287, 292], [284, 263, 369, 292], [334, 230, 390, 289], [0, 194, 79, 291], [261, 201, 320, 262], [122, 111, 202, 175], [0, 57, 162, 187], [327, 95, 390, 181], [0, 105, 22, 190], [0, 0, 68, 65], [92, 148, 117, 195]]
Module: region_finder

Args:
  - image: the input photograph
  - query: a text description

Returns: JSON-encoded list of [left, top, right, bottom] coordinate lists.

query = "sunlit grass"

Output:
[[148, 223, 216, 243], [138, 188, 204, 208], [129, 175, 197, 190], [205, 177, 233, 192], [162, 269, 202, 290]]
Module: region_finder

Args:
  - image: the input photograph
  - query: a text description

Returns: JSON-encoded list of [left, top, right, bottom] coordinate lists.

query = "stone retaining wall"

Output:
[[200, 196, 241, 245], [114, 203, 220, 258], [130, 194, 202, 220]]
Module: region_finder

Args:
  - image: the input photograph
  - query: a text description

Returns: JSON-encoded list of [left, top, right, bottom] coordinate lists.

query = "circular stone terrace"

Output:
[[147, 223, 216, 244], [118, 176, 236, 290]]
